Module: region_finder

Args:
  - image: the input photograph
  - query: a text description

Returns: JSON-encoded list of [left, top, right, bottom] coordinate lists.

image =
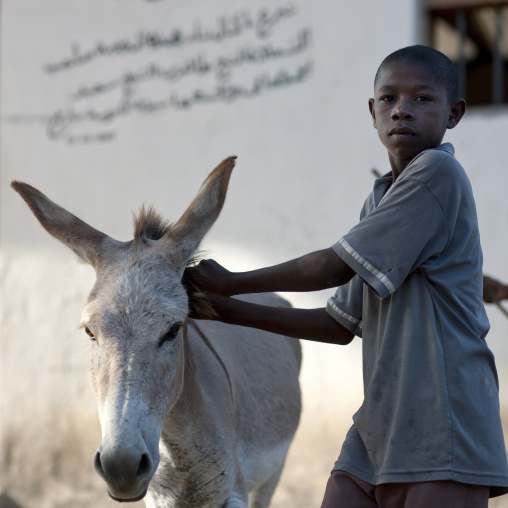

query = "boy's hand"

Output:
[[184, 259, 233, 297], [483, 275, 508, 303]]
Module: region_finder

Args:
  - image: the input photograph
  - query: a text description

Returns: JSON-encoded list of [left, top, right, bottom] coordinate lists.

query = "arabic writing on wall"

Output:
[[4, 5, 313, 144]]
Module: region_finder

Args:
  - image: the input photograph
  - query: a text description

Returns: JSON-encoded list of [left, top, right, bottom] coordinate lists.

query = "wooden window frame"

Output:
[[423, 0, 508, 105], [425, 0, 507, 9]]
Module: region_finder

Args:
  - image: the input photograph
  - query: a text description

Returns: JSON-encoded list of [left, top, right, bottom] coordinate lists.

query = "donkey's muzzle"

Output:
[[94, 440, 154, 501]]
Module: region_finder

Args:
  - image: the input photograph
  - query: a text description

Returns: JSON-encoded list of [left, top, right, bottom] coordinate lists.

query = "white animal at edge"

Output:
[[12, 157, 302, 508]]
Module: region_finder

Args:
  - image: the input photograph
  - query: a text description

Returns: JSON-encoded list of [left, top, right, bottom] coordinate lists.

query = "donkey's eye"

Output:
[[160, 322, 183, 346], [84, 327, 96, 341]]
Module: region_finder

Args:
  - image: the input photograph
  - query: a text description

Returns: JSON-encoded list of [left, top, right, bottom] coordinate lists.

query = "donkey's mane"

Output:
[[133, 205, 173, 241], [133, 205, 216, 319]]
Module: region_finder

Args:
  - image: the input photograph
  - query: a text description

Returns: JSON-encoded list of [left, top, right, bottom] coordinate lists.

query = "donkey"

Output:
[[12, 156, 302, 508]]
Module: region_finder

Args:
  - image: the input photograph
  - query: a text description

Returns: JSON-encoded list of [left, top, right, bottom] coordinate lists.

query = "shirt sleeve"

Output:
[[333, 176, 449, 299], [326, 274, 364, 337]]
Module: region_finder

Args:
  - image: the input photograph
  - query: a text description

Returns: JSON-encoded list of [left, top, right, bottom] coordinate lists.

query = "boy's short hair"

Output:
[[374, 45, 459, 102]]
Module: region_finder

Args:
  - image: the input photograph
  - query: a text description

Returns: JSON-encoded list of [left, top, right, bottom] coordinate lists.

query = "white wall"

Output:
[[1, 0, 508, 504], [449, 107, 508, 393]]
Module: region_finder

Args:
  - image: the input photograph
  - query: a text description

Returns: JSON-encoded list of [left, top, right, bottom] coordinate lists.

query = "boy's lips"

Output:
[[389, 127, 417, 136]]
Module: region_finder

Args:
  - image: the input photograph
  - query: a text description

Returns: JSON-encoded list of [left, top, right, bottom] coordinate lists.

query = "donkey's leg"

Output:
[[248, 464, 285, 508]]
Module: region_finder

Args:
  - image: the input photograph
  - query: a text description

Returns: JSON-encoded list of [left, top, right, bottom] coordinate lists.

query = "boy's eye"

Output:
[[380, 95, 395, 102], [415, 95, 431, 101]]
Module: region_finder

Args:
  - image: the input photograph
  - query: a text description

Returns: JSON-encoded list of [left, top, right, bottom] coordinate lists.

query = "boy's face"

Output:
[[369, 60, 465, 176]]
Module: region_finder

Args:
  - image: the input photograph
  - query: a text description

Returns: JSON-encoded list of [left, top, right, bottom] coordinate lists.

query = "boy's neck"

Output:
[[388, 143, 442, 181], [388, 154, 412, 181]]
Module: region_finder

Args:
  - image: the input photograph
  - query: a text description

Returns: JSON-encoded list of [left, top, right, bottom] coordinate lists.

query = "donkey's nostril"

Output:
[[94, 450, 106, 479], [137, 453, 152, 479]]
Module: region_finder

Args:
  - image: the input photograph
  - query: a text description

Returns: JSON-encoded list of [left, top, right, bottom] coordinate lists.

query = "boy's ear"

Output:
[[369, 98, 377, 128], [447, 98, 466, 129]]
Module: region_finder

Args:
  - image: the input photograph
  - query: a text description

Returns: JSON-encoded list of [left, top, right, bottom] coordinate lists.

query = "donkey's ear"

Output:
[[11, 181, 116, 269], [163, 156, 236, 269]]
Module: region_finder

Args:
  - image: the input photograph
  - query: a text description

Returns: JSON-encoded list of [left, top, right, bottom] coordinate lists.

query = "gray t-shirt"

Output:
[[327, 143, 508, 496]]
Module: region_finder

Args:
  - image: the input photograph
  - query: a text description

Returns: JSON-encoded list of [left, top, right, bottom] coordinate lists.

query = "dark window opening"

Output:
[[424, 0, 508, 106]]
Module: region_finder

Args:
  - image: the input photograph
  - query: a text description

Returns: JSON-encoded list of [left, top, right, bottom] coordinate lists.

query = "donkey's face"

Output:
[[83, 247, 189, 501], [12, 156, 236, 502]]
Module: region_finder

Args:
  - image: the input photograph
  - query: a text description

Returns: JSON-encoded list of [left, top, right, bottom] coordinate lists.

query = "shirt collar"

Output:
[[374, 142, 455, 186]]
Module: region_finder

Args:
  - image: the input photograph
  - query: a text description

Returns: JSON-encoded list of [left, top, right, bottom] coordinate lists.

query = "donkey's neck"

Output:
[[155, 328, 235, 502], [164, 327, 207, 430], [163, 321, 233, 435]]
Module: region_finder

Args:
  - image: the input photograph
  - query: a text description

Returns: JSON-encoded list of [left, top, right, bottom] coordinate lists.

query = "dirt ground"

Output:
[[3, 419, 508, 508], [1, 422, 329, 508]]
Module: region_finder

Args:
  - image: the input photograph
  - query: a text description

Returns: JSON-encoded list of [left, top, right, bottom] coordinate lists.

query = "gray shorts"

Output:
[[320, 470, 489, 508]]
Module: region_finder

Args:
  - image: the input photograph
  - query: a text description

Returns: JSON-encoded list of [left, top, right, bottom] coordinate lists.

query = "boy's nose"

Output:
[[391, 100, 414, 121]]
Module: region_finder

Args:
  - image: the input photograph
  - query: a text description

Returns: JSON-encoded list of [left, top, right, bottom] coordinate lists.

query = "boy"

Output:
[[185, 46, 508, 507]]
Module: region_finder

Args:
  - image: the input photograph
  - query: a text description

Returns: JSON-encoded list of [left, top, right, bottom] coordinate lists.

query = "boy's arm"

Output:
[[483, 275, 508, 303], [187, 247, 355, 297], [197, 295, 354, 345]]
